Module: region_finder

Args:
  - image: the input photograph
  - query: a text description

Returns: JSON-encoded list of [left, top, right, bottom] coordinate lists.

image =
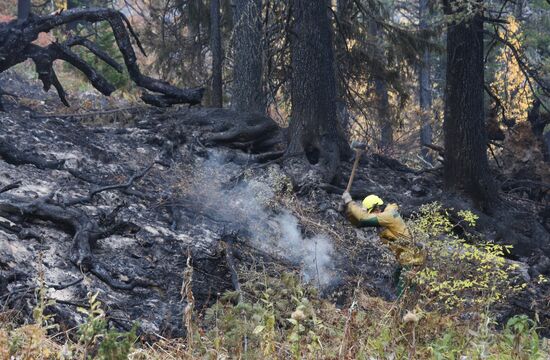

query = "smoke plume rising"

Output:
[[189, 151, 336, 287]]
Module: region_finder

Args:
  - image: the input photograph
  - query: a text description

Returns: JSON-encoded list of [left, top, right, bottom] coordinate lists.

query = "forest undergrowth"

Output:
[[1, 202, 548, 359]]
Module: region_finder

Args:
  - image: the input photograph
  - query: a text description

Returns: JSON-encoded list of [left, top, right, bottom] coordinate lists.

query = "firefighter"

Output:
[[342, 192, 425, 296]]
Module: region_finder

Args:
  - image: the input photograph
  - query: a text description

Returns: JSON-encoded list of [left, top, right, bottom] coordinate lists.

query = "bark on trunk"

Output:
[[375, 77, 393, 151], [17, 0, 31, 22], [287, 0, 348, 183], [335, 0, 352, 137], [232, 0, 264, 113], [210, 0, 223, 107], [419, 0, 433, 163], [443, 0, 496, 210], [368, 21, 393, 152]]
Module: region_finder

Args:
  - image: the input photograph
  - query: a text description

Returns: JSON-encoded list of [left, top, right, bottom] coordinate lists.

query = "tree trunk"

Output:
[[210, 0, 223, 107], [190, 0, 206, 75], [222, 0, 233, 29], [419, 0, 433, 163], [17, 0, 31, 22], [375, 77, 393, 151], [287, 0, 348, 183], [232, 0, 264, 113], [335, 0, 352, 137], [368, 21, 393, 152], [443, 0, 496, 210]]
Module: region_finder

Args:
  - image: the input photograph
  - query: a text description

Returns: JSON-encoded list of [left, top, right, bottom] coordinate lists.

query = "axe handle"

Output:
[[345, 149, 362, 193]]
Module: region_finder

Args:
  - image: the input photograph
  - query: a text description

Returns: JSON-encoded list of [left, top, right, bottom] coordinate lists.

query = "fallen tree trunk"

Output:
[[0, 8, 204, 110]]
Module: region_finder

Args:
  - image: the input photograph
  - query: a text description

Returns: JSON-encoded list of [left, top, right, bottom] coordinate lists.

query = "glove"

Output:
[[341, 191, 352, 205]]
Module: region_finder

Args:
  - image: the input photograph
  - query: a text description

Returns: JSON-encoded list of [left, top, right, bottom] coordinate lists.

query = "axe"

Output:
[[339, 141, 367, 211]]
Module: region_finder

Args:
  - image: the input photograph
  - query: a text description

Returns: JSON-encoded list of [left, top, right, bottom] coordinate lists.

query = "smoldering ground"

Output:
[[187, 150, 338, 288]]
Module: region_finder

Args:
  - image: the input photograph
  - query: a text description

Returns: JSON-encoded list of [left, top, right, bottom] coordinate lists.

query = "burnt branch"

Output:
[[0, 138, 65, 170], [31, 106, 145, 119], [65, 161, 157, 206], [89, 263, 155, 291], [66, 167, 153, 201], [65, 35, 124, 73], [0, 86, 18, 111], [484, 84, 511, 126], [221, 233, 242, 303], [0, 8, 204, 109], [0, 181, 21, 194], [50, 277, 83, 290]]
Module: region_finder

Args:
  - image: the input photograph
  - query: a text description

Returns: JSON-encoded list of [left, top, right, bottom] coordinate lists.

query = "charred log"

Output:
[[0, 8, 204, 109], [0, 138, 65, 169]]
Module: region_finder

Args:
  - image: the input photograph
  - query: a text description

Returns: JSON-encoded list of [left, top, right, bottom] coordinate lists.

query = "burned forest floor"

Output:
[[1, 69, 550, 358]]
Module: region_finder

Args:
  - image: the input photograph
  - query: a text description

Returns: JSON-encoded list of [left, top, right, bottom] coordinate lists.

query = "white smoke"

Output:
[[189, 150, 336, 288], [275, 212, 334, 287]]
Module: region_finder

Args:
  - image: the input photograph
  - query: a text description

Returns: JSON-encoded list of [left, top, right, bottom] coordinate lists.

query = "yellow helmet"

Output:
[[362, 194, 384, 212]]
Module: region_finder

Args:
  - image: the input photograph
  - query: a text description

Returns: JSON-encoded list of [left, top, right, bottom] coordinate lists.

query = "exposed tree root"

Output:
[[0, 161, 160, 291], [0, 196, 152, 291], [203, 119, 281, 152], [170, 108, 283, 154]]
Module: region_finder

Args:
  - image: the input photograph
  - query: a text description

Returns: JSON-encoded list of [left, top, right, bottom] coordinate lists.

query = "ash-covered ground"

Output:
[[0, 70, 548, 338]]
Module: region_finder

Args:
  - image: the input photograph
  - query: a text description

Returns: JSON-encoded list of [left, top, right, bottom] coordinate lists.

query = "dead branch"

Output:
[[413, 165, 443, 175], [0, 181, 21, 194], [65, 161, 157, 206], [221, 233, 242, 303], [65, 35, 124, 72], [0, 86, 18, 110], [422, 143, 445, 158], [66, 167, 153, 201], [483, 29, 550, 113], [0, 138, 65, 170], [31, 106, 148, 119], [49, 277, 83, 290], [502, 179, 550, 191], [0, 8, 204, 109]]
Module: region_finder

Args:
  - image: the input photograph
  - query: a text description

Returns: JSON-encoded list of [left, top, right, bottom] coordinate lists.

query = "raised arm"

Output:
[[345, 202, 380, 227]]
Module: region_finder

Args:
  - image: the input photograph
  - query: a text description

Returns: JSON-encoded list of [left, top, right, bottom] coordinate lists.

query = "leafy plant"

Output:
[[77, 292, 138, 359], [408, 202, 524, 312]]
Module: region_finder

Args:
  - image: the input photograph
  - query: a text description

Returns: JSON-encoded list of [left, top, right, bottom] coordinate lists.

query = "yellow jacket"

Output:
[[346, 202, 425, 266]]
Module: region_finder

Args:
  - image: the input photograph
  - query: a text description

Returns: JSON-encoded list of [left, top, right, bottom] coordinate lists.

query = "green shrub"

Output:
[[76, 292, 138, 359], [407, 202, 525, 312]]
